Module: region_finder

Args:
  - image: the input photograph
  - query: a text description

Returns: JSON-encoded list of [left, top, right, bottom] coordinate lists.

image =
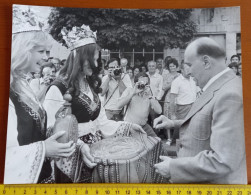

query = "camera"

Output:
[[113, 68, 122, 76], [49, 76, 56, 83], [49, 78, 54, 83], [137, 81, 146, 90]]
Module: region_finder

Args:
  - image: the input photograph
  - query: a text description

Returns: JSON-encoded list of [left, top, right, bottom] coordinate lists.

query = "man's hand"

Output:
[[133, 82, 144, 95], [130, 123, 146, 134], [80, 143, 97, 168], [114, 73, 122, 81], [153, 115, 175, 129], [154, 156, 172, 178], [43, 75, 52, 85]]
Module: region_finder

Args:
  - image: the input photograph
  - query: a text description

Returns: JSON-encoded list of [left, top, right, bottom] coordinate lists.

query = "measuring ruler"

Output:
[[0, 184, 250, 195]]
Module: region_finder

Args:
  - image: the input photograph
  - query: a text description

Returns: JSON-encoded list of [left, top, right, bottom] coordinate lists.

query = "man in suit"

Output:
[[153, 37, 247, 184]]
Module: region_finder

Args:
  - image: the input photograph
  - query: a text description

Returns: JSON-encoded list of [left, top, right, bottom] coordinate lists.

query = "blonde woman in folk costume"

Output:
[[4, 6, 75, 184], [44, 25, 145, 183]]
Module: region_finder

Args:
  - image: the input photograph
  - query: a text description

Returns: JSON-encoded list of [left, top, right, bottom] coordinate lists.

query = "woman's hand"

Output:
[[80, 143, 97, 168], [44, 131, 76, 158]]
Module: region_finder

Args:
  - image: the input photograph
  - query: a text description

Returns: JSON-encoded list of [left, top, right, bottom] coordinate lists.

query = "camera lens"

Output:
[[137, 83, 145, 89], [113, 68, 122, 76]]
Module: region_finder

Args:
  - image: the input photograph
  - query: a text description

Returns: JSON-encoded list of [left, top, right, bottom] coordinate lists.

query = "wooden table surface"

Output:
[[0, 0, 250, 184]]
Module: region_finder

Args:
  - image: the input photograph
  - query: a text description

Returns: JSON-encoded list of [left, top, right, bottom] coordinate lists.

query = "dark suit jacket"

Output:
[[169, 70, 247, 184]]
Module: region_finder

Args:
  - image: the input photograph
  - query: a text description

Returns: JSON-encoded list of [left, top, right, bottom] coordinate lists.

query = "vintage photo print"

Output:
[[4, 4, 246, 184]]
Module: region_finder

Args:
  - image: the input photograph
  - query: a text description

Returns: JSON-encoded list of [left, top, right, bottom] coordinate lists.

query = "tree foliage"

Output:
[[48, 8, 197, 50]]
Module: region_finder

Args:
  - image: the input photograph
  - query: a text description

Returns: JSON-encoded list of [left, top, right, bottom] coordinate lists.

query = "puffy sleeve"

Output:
[[4, 100, 46, 184], [43, 85, 65, 128]]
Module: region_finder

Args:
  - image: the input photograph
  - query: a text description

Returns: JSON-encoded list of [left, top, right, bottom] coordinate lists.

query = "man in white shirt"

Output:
[[153, 37, 246, 184], [101, 58, 132, 120], [120, 58, 128, 73], [147, 61, 163, 101], [169, 62, 198, 120]]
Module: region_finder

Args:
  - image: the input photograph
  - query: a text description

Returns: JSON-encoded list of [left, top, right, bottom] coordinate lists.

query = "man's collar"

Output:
[[147, 71, 158, 77], [180, 74, 190, 80], [203, 68, 231, 91]]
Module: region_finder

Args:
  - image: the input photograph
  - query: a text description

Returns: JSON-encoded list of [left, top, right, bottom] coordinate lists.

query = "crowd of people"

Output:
[[28, 51, 242, 147], [5, 5, 246, 185]]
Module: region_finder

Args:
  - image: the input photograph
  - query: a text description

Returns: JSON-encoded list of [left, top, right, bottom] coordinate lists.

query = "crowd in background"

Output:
[[26, 53, 242, 147]]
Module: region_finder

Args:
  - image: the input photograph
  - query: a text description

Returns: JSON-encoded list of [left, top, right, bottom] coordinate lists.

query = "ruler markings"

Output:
[[1, 184, 251, 195]]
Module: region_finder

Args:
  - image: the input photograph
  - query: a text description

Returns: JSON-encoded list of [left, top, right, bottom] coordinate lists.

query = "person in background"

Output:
[[33, 71, 41, 79], [51, 58, 61, 71], [120, 58, 128, 73], [162, 58, 180, 145], [164, 56, 172, 67], [228, 62, 239, 75], [146, 60, 163, 127], [157, 57, 170, 111], [101, 58, 132, 120], [133, 67, 140, 77], [230, 54, 240, 63], [50, 63, 57, 80], [135, 58, 143, 68], [51, 57, 61, 76], [60, 59, 66, 68], [99, 58, 107, 76], [118, 72, 161, 137], [169, 62, 198, 120], [140, 65, 147, 74], [30, 62, 54, 103], [156, 58, 169, 76], [238, 63, 242, 77], [147, 61, 163, 101], [127, 67, 135, 86]]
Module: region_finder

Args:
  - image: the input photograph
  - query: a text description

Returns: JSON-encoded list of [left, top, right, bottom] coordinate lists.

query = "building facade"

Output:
[[108, 7, 241, 66]]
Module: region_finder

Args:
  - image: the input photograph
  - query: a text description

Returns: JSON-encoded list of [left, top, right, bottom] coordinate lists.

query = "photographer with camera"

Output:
[[101, 58, 133, 120], [117, 72, 162, 137], [30, 62, 56, 103]]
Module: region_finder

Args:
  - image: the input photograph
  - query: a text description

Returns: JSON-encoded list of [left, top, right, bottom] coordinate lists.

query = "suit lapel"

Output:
[[182, 70, 236, 124]]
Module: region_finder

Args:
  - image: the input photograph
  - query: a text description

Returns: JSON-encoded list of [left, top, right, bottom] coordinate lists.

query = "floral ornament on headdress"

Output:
[[12, 5, 44, 34], [61, 24, 97, 51]]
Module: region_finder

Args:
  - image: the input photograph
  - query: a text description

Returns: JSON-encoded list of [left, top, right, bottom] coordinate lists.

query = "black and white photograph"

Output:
[[4, 4, 246, 184]]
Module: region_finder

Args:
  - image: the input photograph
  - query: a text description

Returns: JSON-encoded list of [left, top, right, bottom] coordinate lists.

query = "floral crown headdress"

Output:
[[61, 24, 97, 51], [12, 5, 44, 34]]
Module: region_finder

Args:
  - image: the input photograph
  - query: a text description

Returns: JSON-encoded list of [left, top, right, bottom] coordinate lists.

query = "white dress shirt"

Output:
[[171, 74, 197, 105], [147, 72, 163, 100]]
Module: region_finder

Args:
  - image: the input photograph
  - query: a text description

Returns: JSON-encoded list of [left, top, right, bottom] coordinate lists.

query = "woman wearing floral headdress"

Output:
[[44, 25, 145, 183], [4, 5, 75, 184]]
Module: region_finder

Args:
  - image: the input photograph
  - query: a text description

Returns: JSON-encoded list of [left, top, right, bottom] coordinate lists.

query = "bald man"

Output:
[[154, 37, 247, 184]]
